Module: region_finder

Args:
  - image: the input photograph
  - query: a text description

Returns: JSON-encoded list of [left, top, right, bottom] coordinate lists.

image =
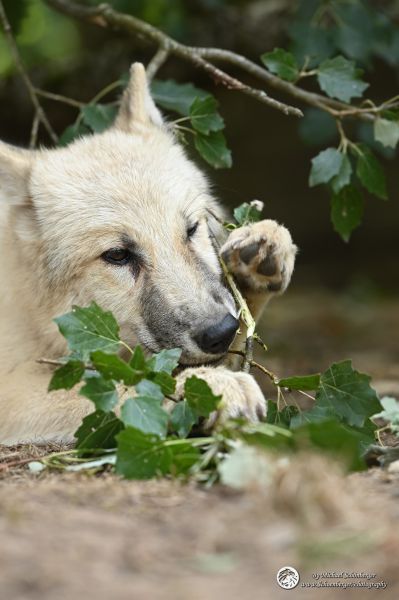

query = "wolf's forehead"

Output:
[[32, 130, 210, 216]]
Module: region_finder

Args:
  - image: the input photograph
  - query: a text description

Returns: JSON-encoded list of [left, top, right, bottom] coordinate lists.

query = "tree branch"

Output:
[[45, 0, 302, 118], [44, 0, 385, 123], [0, 1, 59, 145]]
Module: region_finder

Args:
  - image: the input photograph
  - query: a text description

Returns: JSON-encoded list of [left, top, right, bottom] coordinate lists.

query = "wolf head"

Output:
[[0, 64, 238, 365]]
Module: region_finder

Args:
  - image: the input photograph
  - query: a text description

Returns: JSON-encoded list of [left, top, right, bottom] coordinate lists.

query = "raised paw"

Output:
[[220, 219, 297, 294], [174, 366, 267, 430]]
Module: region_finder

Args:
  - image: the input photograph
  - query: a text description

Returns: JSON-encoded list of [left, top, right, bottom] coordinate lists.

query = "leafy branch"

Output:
[[25, 297, 385, 484]]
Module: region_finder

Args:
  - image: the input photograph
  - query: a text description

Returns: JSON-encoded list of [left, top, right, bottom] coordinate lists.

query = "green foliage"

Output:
[[54, 302, 120, 360], [372, 397, 399, 434], [233, 201, 263, 227], [41, 302, 385, 483], [261, 48, 299, 82], [331, 186, 364, 242], [189, 97, 224, 135], [317, 56, 368, 103], [277, 374, 320, 391], [374, 118, 399, 149], [150, 79, 231, 169], [354, 144, 387, 200], [194, 130, 232, 169], [292, 360, 380, 429], [81, 104, 117, 133], [79, 376, 119, 412], [309, 148, 345, 187], [150, 79, 208, 116], [48, 360, 85, 391]]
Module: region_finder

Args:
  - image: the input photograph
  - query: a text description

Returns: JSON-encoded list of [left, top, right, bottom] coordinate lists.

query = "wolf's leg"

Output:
[[173, 366, 266, 428], [0, 361, 93, 445], [220, 219, 297, 323]]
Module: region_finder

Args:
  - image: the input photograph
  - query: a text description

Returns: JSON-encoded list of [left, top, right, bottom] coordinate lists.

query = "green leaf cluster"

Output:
[[151, 79, 232, 169], [46, 302, 384, 483], [59, 104, 117, 146], [49, 302, 221, 479], [308, 141, 388, 241]]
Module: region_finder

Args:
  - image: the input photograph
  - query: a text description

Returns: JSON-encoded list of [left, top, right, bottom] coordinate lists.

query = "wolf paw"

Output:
[[220, 219, 297, 294], [174, 366, 266, 429]]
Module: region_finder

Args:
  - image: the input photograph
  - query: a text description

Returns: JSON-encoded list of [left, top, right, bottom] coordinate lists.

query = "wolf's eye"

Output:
[[187, 222, 199, 238], [102, 248, 131, 265]]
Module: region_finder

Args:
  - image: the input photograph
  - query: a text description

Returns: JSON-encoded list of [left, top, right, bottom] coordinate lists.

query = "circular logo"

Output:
[[277, 566, 300, 590]]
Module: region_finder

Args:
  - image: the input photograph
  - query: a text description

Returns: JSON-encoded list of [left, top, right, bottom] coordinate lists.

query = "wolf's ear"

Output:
[[0, 141, 32, 205], [114, 62, 164, 132]]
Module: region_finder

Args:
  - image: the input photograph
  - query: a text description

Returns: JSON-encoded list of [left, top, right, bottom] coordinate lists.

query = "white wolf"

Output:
[[0, 64, 297, 445]]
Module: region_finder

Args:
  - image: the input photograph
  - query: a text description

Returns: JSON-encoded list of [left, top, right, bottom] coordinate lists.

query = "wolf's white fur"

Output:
[[0, 64, 296, 444]]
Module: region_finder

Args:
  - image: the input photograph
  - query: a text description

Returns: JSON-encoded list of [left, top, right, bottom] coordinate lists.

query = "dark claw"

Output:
[[239, 241, 261, 264], [257, 254, 277, 276]]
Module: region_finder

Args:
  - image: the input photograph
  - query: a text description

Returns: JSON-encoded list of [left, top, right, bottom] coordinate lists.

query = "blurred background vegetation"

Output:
[[0, 0, 398, 293]]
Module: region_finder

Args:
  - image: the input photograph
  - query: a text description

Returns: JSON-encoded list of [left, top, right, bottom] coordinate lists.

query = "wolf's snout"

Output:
[[194, 314, 239, 355]]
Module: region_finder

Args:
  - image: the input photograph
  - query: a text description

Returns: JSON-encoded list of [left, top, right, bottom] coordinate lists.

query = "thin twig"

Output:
[[0, 1, 58, 144], [35, 88, 83, 108], [227, 350, 278, 383], [146, 45, 169, 80], [29, 113, 40, 149]]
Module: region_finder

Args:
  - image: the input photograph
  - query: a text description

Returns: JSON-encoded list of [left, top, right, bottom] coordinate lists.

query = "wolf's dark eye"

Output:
[[102, 248, 132, 265], [187, 222, 199, 238]]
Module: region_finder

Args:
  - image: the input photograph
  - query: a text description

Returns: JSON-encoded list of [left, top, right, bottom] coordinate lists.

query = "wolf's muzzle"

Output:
[[194, 313, 239, 355]]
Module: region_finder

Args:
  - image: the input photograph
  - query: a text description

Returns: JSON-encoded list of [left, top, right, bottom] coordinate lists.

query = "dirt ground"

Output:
[[1, 288, 399, 600]]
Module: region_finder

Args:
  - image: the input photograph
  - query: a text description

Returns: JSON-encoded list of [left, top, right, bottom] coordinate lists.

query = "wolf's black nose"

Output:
[[195, 314, 239, 355]]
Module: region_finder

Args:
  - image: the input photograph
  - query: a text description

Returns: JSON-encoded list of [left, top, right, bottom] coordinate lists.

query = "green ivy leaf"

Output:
[[58, 121, 90, 147], [314, 360, 380, 428], [115, 427, 199, 479], [372, 396, 399, 433], [309, 148, 344, 187], [278, 374, 321, 391], [355, 144, 387, 200], [48, 360, 85, 391], [293, 419, 369, 471], [129, 345, 147, 371], [116, 428, 170, 479], [150, 371, 176, 396], [194, 131, 232, 169], [147, 348, 181, 374], [331, 153, 353, 194], [184, 376, 222, 418], [170, 400, 197, 438], [260, 48, 299, 82], [189, 96, 224, 135], [81, 104, 117, 133], [331, 186, 364, 242], [317, 56, 369, 102], [90, 350, 142, 385], [150, 79, 209, 116], [79, 376, 119, 412], [121, 398, 168, 438], [268, 404, 300, 428], [135, 379, 164, 402], [374, 118, 399, 149], [54, 302, 120, 360], [233, 201, 263, 226], [240, 422, 294, 450], [75, 410, 123, 449]]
